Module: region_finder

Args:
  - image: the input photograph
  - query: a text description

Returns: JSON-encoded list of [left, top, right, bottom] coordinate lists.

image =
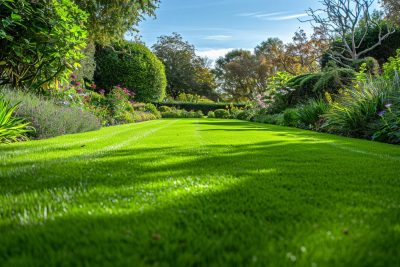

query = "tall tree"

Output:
[[255, 29, 327, 76], [152, 33, 217, 98], [382, 0, 400, 23], [305, 0, 395, 63], [74, 0, 160, 45], [214, 50, 270, 102]]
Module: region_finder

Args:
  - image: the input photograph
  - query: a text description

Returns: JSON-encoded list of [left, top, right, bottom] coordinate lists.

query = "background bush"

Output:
[[287, 67, 356, 105], [154, 102, 246, 114], [161, 108, 203, 118], [252, 113, 284, 125], [296, 99, 329, 130], [214, 109, 230, 119], [283, 108, 300, 127], [2, 89, 101, 139], [94, 41, 167, 102], [323, 78, 396, 138], [351, 57, 380, 75]]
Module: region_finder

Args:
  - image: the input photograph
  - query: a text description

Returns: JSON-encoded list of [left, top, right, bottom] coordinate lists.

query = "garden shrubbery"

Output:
[[160, 107, 203, 118], [94, 42, 167, 102], [153, 102, 246, 114], [2, 89, 101, 139]]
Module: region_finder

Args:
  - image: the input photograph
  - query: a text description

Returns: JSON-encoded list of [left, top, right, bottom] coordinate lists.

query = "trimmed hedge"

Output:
[[153, 102, 246, 114], [94, 41, 167, 102]]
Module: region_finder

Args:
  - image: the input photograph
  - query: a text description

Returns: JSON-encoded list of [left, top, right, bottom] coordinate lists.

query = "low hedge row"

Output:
[[152, 102, 247, 114]]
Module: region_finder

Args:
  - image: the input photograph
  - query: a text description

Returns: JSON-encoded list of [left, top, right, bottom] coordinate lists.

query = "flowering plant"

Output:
[[255, 72, 294, 113]]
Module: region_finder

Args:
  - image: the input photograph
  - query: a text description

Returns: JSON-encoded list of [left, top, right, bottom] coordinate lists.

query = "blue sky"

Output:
[[137, 0, 322, 60]]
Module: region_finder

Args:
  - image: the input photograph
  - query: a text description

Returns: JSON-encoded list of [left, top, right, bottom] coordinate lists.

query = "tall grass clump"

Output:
[[323, 78, 397, 138], [0, 96, 32, 143], [296, 99, 329, 130], [2, 89, 101, 139]]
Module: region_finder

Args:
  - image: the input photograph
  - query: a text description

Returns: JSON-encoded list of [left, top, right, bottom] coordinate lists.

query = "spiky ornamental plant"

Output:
[[0, 98, 32, 143]]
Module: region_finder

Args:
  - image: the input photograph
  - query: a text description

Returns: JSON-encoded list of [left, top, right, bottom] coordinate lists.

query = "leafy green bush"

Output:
[[287, 68, 356, 105], [323, 78, 396, 137], [94, 42, 167, 102], [236, 110, 255, 121], [144, 103, 161, 119], [159, 106, 172, 112], [0, 97, 32, 143], [207, 111, 215, 118], [133, 111, 158, 122], [383, 49, 400, 79], [214, 109, 230, 119], [0, 0, 88, 88], [253, 113, 284, 125], [161, 109, 203, 118], [372, 102, 400, 144], [107, 86, 134, 124], [296, 99, 329, 130], [283, 108, 299, 127], [2, 89, 101, 139], [153, 102, 246, 114], [351, 57, 380, 75]]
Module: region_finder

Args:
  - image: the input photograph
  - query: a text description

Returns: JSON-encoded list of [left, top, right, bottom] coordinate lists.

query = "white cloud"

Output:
[[203, 35, 232, 41], [197, 48, 235, 61], [267, 13, 309, 21], [237, 12, 262, 17], [238, 11, 310, 21]]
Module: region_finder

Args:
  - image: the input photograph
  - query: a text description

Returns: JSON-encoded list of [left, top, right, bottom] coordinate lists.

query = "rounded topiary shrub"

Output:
[[94, 42, 167, 102]]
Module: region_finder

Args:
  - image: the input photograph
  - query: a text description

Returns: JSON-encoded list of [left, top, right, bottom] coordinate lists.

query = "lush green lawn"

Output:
[[1, 119, 400, 267]]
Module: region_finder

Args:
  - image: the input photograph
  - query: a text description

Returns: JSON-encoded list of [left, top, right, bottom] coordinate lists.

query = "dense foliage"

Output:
[[74, 0, 160, 44], [0, 0, 88, 89], [94, 42, 167, 102], [2, 89, 101, 139], [287, 67, 356, 105], [152, 33, 217, 99], [153, 102, 246, 114]]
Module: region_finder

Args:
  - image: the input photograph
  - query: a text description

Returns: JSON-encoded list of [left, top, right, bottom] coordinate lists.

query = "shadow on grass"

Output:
[[1, 121, 400, 266]]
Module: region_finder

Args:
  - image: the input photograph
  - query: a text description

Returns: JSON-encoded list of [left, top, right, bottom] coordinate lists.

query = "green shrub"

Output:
[[296, 99, 329, 130], [196, 110, 204, 118], [214, 109, 230, 119], [236, 110, 255, 121], [287, 68, 356, 105], [0, 0, 88, 89], [144, 103, 161, 119], [351, 57, 380, 75], [153, 102, 246, 114], [2, 89, 101, 139], [371, 101, 400, 144], [107, 86, 134, 124], [94, 42, 167, 102], [161, 109, 203, 119], [0, 97, 32, 143], [283, 108, 299, 127], [159, 106, 172, 112], [207, 111, 215, 118], [253, 113, 284, 125], [133, 111, 157, 122], [323, 78, 396, 137], [383, 49, 400, 79]]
